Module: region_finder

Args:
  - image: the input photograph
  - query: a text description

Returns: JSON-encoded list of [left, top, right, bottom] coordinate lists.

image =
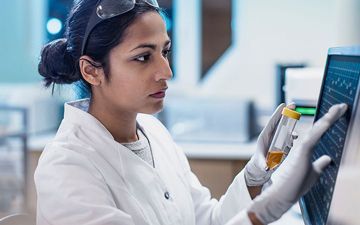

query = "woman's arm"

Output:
[[173, 144, 254, 225]]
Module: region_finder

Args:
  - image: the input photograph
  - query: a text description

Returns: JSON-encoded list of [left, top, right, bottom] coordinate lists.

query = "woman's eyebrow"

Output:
[[130, 40, 171, 52], [164, 40, 171, 48], [130, 43, 156, 52]]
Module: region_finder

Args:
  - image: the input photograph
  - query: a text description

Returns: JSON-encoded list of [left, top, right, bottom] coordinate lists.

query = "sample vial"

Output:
[[266, 107, 301, 170]]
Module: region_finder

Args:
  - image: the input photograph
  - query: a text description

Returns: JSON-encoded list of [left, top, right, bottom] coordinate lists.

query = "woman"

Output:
[[35, 0, 347, 224]]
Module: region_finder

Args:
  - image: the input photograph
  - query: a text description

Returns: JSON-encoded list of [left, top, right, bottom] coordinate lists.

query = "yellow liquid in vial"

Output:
[[266, 151, 285, 170]]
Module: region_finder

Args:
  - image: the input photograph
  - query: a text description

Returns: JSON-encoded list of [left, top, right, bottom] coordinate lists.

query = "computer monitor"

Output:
[[299, 47, 360, 225]]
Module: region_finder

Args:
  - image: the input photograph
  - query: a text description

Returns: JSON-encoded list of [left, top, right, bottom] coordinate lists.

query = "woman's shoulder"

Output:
[[34, 127, 113, 187], [37, 126, 95, 170], [36, 120, 109, 172]]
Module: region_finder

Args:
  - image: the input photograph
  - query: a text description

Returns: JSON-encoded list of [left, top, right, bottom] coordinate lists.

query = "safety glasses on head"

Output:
[[81, 0, 159, 55]]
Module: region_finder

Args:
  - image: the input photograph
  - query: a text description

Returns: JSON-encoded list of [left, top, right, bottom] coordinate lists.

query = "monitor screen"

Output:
[[300, 47, 360, 225]]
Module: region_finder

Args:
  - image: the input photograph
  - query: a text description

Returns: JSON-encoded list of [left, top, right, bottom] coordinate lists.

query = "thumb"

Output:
[[258, 103, 285, 146], [312, 155, 332, 174], [256, 153, 267, 169]]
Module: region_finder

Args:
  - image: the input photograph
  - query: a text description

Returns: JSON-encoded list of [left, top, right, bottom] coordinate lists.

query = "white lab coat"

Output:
[[34, 99, 253, 225]]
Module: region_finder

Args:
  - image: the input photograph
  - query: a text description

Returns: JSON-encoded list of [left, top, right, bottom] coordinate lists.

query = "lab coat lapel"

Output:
[[115, 133, 174, 225], [116, 142, 160, 185], [136, 118, 196, 225]]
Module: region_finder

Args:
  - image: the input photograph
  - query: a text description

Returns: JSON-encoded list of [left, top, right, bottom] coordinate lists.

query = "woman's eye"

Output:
[[135, 54, 150, 62], [162, 49, 172, 58]]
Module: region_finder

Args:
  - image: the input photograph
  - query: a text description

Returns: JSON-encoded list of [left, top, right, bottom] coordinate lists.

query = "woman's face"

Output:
[[99, 11, 172, 115]]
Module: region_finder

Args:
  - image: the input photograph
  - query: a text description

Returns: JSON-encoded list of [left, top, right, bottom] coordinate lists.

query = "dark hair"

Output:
[[38, 0, 161, 97]]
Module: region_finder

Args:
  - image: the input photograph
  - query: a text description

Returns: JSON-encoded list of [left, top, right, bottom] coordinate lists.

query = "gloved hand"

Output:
[[247, 103, 348, 225], [244, 103, 297, 187]]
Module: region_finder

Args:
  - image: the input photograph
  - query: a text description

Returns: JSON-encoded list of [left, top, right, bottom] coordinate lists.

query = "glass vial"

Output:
[[266, 107, 301, 170]]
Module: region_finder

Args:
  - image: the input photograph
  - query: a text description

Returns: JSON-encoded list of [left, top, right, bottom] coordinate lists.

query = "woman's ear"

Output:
[[79, 56, 104, 86]]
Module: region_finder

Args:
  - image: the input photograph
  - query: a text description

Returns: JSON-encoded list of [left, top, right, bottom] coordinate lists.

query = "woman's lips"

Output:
[[149, 91, 166, 99]]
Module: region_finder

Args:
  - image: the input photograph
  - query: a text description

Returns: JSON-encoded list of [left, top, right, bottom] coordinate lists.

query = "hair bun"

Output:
[[38, 38, 80, 87]]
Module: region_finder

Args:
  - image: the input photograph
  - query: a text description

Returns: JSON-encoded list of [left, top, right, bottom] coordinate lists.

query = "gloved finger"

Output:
[[303, 104, 347, 148], [312, 155, 332, 174], [258, 103, 286, 147], [299, 155, 332, 198], [256, 153, 268, 169]]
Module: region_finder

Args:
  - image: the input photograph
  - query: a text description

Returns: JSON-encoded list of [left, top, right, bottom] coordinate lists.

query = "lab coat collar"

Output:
[[64, 98, 114, 140], [62, 98, 158, 176]]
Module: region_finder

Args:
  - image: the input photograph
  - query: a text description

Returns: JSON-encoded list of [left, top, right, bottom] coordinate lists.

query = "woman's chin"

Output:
[[141, 102, 164, 115]]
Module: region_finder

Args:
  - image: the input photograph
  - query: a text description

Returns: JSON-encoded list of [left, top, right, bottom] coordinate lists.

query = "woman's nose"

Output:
[[155, 56, 173, 81]]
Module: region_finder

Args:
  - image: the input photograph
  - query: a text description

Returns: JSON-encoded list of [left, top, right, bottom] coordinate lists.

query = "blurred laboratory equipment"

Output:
[[284, 67, 323, 111], [159, 97, 257, 143], [282, 67, 324, 137], [266, 107, 301, 170], [0, 105, 28, 214], [0, 84, 62, 135], [275, 63, 307, 107]]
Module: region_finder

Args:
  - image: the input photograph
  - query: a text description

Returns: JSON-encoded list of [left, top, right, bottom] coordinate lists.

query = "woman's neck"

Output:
[[88, 98, 138, 143]]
